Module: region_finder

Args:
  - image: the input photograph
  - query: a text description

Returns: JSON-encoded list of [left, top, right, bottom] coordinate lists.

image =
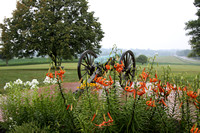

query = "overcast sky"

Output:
[[0, 0, 198, 50]]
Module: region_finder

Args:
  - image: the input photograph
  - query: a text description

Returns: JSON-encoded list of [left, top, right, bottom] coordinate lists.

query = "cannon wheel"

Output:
[[119, 50, 136, 88], [77, 50, 97, 82]]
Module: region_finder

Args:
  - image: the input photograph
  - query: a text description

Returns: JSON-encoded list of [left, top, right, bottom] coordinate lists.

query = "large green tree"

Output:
[[185, 0, 200, 56], [0, 0, 104, 66], [0, 20, 14, 66]]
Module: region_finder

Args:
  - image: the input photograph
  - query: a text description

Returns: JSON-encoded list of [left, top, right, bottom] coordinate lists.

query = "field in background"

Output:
[[0, 58, 78, 66], [154, 56, 200, 65], [0, 56, 200, 94]]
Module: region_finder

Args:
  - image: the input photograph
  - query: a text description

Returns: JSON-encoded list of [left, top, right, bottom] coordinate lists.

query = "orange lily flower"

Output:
[[94, 112, 114, 127], [137, 88, 146, 96], [66, 104, 70, 110], [191, 124, 196, 133], [57, 69, 65, 81], [165, 89, 172, 99], [124, 81, 135, 92], [46, 72, 53, 78], [193, 102, 199, 109], [183, 87, 187, 91], [114, 61, 124, 73], [150, 78, 158, 83], [157, 82, 164, 93], [94, 75, 113, 86], [187, 91, 198, 99], [190, 124, 199, 133], [55, 71, 58, 78], [172, 86, 177, 90], [91, 113, 96, 122], [140, 68, 148, 81], [150, 73, 158, 83], [161, 99, 167, 107], [179, 102, 183, 109], [105, 65, 110, 70], [133, 89, 136, 99], [139, 82, 148, 90], [146, 98, 156, 107]]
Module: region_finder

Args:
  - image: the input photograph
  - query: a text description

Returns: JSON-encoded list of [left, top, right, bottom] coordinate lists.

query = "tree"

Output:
[[0, 22, 14, 66], [176, 49, 192, 57], [185, 0, 200, 56], [0, 0, 104, 66], [136, 55, 148, 64]]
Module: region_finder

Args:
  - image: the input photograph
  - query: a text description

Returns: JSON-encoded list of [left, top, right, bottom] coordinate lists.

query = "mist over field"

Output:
[[100, 48, 186, 57]]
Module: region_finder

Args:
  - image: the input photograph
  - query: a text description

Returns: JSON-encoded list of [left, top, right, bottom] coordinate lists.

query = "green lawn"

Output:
[[0, 63, 79, 94], [0, 63, 77, 70], [155, 56, 200, 65]]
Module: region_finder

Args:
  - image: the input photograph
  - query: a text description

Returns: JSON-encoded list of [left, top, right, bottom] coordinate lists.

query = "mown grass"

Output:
[[0, 63, 77, 70], [0, 58, 78, 66], [154, 56, 200, 65]]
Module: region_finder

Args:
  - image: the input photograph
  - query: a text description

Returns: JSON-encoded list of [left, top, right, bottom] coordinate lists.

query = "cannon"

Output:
[[77, 50, 136, 88]]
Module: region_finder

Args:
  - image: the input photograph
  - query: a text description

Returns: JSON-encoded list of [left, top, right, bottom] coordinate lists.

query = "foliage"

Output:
[[0, 23, 14, 66], [136, 54, 148, 64], [0, 0, 104, 66], [185, 0, 200, 56], [176, 49, 192, 57], [188, 51, 198, 57], [1, 54, 200, 133], [9, 122, 48, 133]]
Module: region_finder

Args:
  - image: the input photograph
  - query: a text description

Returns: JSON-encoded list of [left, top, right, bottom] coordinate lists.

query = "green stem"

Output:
[[127, 95, 137, 132], [57, 80, 76, 131], [186, 99, 190, 132]]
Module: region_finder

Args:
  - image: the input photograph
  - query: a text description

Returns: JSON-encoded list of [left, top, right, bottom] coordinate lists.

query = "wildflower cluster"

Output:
[[94, 75, 113, 87], [77, 82, 97, 89], [4, 79, 39, 90], [114, 61, 124, 73], [190, 124, 200, 133], [46, 68, 65, 82]]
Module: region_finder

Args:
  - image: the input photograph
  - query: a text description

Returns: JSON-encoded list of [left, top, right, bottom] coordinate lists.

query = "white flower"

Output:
[[51, 78, 57, 84], [31, 79, 39, 85], [4, 82, 12, 90], [43, 76, 57, 85], [24, 81, 31, 86], [43, 76, 51, 84], [14, 79, 23, 85], [30, 84, 39, 89]]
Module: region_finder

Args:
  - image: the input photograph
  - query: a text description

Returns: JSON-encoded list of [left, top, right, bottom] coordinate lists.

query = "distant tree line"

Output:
[[176, 49, 191, 57]]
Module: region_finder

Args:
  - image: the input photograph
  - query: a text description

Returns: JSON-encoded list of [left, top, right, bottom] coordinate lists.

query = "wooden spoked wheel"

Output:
[[77, 50, 97, 83], [119, 50, 136, 88]]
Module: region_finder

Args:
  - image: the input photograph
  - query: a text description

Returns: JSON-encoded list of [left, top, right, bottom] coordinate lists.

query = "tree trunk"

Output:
[[6, 59, 8, 66], [54, 59, 57, 67]]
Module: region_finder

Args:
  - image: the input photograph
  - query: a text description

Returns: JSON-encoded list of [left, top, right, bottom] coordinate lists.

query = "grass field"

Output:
[[0, 58, 78, 66], [154, 56, 200, 65], [0, 56, 200, 94]]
